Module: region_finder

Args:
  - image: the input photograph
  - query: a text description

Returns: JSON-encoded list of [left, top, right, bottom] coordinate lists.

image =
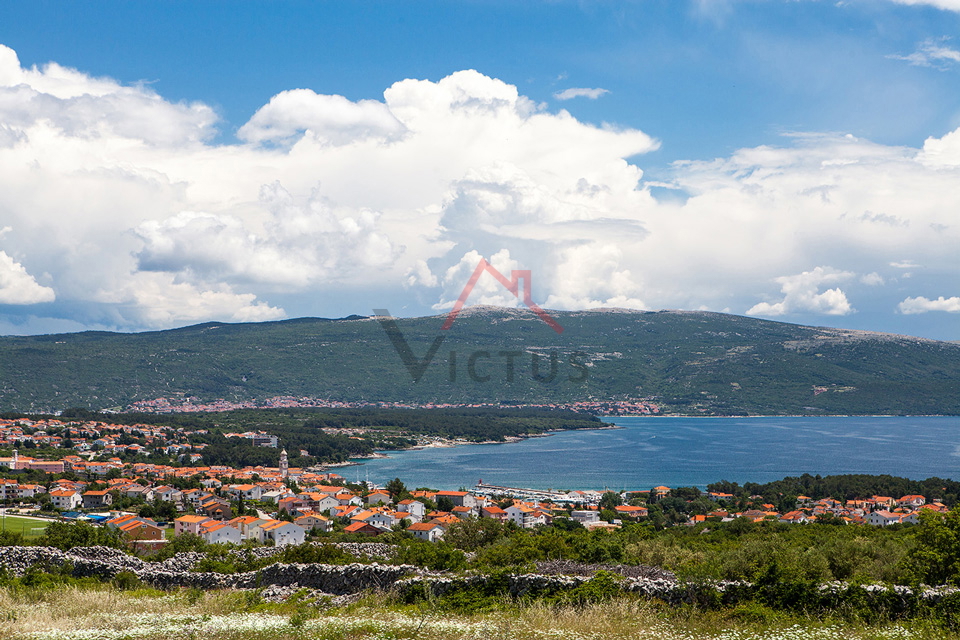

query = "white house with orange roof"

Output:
[[50, 489, 81, 511], [200, 520, 243, 544], [866, 510, 903, 526], [258, 520, 306, 546], [397, 499, 426, 521], [408, 522, 444, 542], [898, 495, 927, 508]]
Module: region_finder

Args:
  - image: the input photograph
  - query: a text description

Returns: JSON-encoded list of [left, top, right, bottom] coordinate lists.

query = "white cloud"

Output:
[[889, 0, 960, 12], [899, 296, 960, 314], [0, 251, 55, 305], [94, 273, 284, 327], [889, 37, 960, 69], [237, 89, 405, 145], [8, 43, 960, 335], [747, 267, 855, 317], [135, 182, 396, 288], [553, 87, 610, 100]]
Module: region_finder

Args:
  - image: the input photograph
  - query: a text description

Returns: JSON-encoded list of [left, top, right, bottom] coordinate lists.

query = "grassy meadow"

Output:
[[4, 585, 959, 640]]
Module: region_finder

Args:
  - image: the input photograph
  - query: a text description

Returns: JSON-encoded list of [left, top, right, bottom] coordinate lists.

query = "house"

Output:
[[653, 486, 671, 499], [570, 509, 600, 525], [227, 515, 272, 539], [278, 496, 308, 517], [898, 495, 927, 508], [614, 505, 649, 519], [335, 492, 362, 506], [364, 511, 397, 530], [153, 486, 182, 502], [408, 522, 444, 542], [124, 485, 155, 502], [451, 505, 475, 519], [17, 484, 44, 499], [480, 505, 507, 521], [707, 492, 735, 502], [200, 521, 243, 545], [50, 489, 81, 511], [309, 494, 342, 514], [174, 514, 212, 536], [365, 491, 391, 506], [867, 510, 903, 526], [81, 489, 113, 509], [343, 521, 381, 536], [779, 510, 810, 524], [258, 520, 306, 546], [118, 518, 164, 542], [397, 499, 427, 521], [435, 491, 477, 509], [228, 484, 263, 501], [198, 497, 233, 521], [295, 513, 332, 533]]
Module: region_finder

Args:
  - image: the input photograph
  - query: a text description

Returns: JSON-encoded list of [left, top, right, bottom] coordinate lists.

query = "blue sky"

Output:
[[1, 1, 960, 339]]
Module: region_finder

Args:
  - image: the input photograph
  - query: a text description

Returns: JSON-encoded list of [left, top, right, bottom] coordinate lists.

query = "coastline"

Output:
[[326, 423, 625, 470]]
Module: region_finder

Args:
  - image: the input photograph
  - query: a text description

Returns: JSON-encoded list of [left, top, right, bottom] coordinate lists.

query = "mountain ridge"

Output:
[[2, 307, 959, 415]]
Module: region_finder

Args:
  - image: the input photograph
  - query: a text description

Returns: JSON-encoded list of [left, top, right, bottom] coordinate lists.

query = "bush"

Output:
[[393, 540, 467, 571], [111, 571, 142, 590]]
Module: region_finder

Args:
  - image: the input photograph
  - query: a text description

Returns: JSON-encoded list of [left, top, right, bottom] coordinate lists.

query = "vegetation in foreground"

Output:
[[4, 583, 960, 640]]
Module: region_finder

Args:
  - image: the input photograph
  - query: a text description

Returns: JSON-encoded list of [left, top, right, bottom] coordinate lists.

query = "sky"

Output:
[[1, 1, 960, 339]]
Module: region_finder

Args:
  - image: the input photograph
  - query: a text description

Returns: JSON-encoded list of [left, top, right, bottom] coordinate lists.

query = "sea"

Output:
[[346, 416, 960, 491]]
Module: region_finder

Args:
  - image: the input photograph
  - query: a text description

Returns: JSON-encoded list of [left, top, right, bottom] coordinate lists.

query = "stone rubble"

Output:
[[2, 545, 958, 607]]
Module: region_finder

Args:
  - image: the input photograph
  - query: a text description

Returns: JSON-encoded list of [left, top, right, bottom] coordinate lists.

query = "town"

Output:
[[0, 415, 949, 552]]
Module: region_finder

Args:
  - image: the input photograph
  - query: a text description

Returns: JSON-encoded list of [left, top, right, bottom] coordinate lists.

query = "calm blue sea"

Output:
[[347, 416, 960, 491]]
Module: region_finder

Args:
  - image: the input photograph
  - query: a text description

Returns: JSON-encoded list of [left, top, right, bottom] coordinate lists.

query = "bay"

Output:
[[348, 416, 960, 491]]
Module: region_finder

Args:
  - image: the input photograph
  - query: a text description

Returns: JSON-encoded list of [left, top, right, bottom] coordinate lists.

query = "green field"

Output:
[[0, 514, 50, 539]]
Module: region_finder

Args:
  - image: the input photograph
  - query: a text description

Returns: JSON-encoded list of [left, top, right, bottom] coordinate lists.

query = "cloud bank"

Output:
[[2, 44, 960, 337]]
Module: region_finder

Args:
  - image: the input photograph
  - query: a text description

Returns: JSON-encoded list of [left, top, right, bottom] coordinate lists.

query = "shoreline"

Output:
[[327, 423, 626, 470]]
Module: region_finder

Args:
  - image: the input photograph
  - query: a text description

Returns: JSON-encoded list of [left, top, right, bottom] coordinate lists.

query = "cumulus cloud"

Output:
[[8, 42, 960, 336], [747, 267, 855, 317], [0, 251, 55, 305], [553, 87, 610, 100], [237, 89, 405, 145], [135, 182, 396, 288], [889, 37, 960, 69], [899, 296, 960, 314]]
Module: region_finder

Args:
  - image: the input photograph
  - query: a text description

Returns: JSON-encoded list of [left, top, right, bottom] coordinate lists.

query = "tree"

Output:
[[904, 510, 960, 585], [41, 521, 125, 551], [386, 477, 407, 500], [443, 517, 507, 551], [437, 496, 454, 512], [672, 486, 702, 501], [599, 491, 622, 510]]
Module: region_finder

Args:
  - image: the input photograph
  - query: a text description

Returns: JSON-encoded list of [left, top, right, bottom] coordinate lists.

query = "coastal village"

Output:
[[0, 415, 949, 551]]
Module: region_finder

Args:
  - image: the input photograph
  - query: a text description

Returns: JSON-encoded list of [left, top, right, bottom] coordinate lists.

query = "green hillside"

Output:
[[1, 307, 959, 415]]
